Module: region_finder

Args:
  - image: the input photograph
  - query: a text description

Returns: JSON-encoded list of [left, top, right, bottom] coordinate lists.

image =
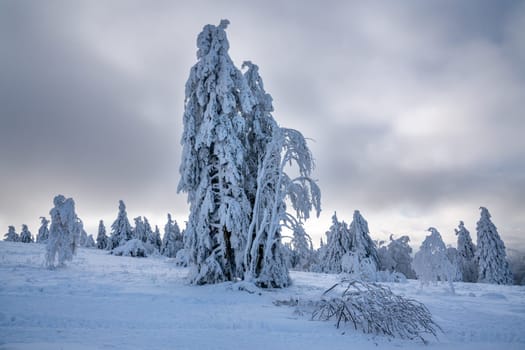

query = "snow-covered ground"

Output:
[[1, 241, 524, 350]]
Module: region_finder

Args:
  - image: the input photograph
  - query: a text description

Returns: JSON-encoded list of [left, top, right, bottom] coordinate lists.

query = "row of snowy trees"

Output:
[[286, 206, 514, 286], [99, 200, 185, 259]]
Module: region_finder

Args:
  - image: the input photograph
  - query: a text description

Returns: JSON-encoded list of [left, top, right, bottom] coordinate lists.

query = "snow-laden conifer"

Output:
[[110, 200, 133, 249], [151, 225, 163, 252], [36, 217, 50, 243], [319, 213, 352, 273], [290, 223, 315, 271], [4, 225, 19, 242], [19, 224, 34, 243], [413, 228, 455, 291], [384, 235, 416, 279], [162, 213, 183, 258], [45, 195, 81, 268], [178, 20, 254, 284], [455, 221, 477, 282], [476, 207, 513, 285], [347, 210, 379, 270], [133, 217, 147, 243], [78, 220, 89, 247], [96, 220, 109, 250], [243, 125, 321, 287]]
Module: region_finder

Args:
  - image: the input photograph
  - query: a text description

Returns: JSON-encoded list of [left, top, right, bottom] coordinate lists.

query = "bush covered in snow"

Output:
[[111, 239, 155, 258], [312, 279, 440, 343]]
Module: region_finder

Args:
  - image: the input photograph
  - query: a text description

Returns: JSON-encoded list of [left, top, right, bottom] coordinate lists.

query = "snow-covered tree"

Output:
[[455, 221, 477, 282], [289, 223, 315, 271], [413, 228, 455, 291], [133, 216, 147, 243], [178, 20, 254, 285], [36, 217, 49, 243], [178, 20, 320, 287], [96, 220, 109, 250], [384, 235, 416, 279], [319, 213, 352, 273], [150, 225, 163, 252], [78, 220, 89, 247], [110, 200, 133, 249], [45, 195, 81, 268], [19, 224, 33, 243], [347, 210, 379, 270], [476, 207, 513, 285], [85, 235, 96, 248], [162, 214, 183, 258], [4, 225, 19, 242], [446, 246, 462, 281]]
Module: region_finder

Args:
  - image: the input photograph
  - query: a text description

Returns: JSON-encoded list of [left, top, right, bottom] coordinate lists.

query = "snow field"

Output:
[[1, 241, 524, 350]]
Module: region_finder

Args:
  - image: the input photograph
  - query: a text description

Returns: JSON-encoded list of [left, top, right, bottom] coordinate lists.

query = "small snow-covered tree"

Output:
[[4, 225, 19, 242], [110, 200, 133, 249], [96, 220, 109, 250], [290, 222, 315, 271], [319, 213, 352, 273], [455, 221, 477, 282], [446, 247, 462, 282], [45, 195, 81, 268], [78, 220, 89, 247], [85, 234, 95, 248], [162, 213, 183, 258], [133, 216, 147, 242], [388, 235, 416, 279], [36, 217, 50, 243], [346, 210, 379, 272], [476, 207, 513, 285], [150, 225, 163, 252], [19, 224, 33, 243], [178, 20, 254, 285], [413, 228, 455, 291]]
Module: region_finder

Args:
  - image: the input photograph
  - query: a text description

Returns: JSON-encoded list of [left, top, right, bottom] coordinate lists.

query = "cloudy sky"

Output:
[[1, 0, 524, 251]]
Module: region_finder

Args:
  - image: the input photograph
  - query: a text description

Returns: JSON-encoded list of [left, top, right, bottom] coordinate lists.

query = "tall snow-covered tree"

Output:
[[110, 200, 133, 249], [178, 20, 320, 287], [178, 20, 254, 285], [455, 221, 477, 282], [45, 195, 81, 268], [476, 207, 513, 285], [36, 217, 50, 243], [19, 224, 33, 243], [162, 213, 183, 258], [413, 228, 455, 291], [319, 213, 352, 273], [96, 220, 109, 250], [4, 225, 19, 242]]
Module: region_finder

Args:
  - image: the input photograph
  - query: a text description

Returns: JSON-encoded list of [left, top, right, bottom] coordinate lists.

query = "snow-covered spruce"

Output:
[[378, 235, 416, 279], [178, 20, 320, 287], [289, 223, 315, 271], [4, 226, 19, 242], [161, 213, 183, 258], [133, 216, 147, 243], [319, 213, 352, 273], [455, 221, 477, 282], [150, 225, 163, 253], [341, 210, 379, 280], [476, 207, 513, 285], [109, 200, 133, 250], [413, 228, 456, 292], [312, 279, 441, 343], [96, 220, 109, 250], [178, 19, 254, 285], [45, 195, 82, 268], [36, 217, 49, 243], [19, 224, 33, 243]]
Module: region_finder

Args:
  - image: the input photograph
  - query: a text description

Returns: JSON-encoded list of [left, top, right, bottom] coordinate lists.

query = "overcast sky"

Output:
[[1, 0, 524, 251]]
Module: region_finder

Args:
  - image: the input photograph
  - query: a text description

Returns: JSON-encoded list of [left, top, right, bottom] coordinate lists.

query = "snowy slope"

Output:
[[1, 241, 524, 350]]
